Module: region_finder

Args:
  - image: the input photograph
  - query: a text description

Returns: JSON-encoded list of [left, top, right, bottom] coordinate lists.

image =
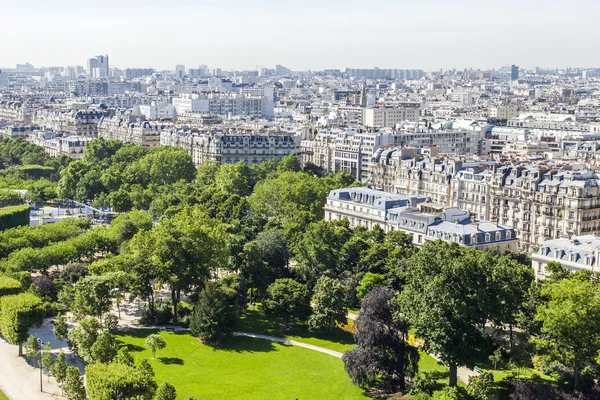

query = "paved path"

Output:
[[233, 332, 344, 358]]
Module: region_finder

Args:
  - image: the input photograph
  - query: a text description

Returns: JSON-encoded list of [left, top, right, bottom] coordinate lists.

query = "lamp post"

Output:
[[37, 338, 43, 392]]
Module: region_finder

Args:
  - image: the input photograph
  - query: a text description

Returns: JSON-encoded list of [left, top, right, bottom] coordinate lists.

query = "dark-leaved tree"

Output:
[[343, 287, 419, 394]]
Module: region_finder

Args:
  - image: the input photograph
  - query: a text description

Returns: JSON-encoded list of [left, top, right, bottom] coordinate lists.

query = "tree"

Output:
[[153, 206, 229, 321], [51, 351, 68, 385], [254, 229, 290, 274], [293, 220, 351, 285], [63, 366, 86, 400], [214, 161, 252, 197], [343, 287, 419, 393], [25, 334, 41, 364], [277, 154, 301, 173], [155, 381, 177, 400], [467, 372, 494, 400], [53, 313, 69, 344], [68, 316, 100, 363], [397, 242, 489, 387], [309, 276, 347, 332], [263, 278, 311, 325], [72, 275, 113, 321], [239, 241, 269, 304], [356, 272, 387, 300], [533, 277, 600, 390], [145, 334, 167, 359], [0, 292, 44, 355], [41, 342, 54, 382], [189, 282, 235, 342], [113, 348, 134, 366], [489, 347, 503, 370], [90, 331, 118, 364], [86, 362, 157, 400]]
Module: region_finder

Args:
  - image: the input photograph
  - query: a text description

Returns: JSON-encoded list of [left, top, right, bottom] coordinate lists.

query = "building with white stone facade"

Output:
[[160, 129, 301, 166], [368, 153, 600, 252], [31, 109, 106, 137], [97, 117, 162, 147], [531, 235, 600, 279], [172, 93, 270, 119], [324, 187, 518, 251]]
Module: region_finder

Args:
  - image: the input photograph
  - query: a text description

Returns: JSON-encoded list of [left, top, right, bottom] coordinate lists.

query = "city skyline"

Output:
[[2, 0, 599, 71]]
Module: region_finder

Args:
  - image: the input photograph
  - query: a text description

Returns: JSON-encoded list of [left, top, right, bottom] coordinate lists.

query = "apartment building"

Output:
[[42, 135, 93, 159], [172, 93, 270, 118], [363, 106, 420, 128], [160, 129, 301, 166], [98, 117, 162, 147], [32, 109, 107, 137], [531, 235, 600, 278], [369, 154, 600, 252], [324, 187, 518, 251]]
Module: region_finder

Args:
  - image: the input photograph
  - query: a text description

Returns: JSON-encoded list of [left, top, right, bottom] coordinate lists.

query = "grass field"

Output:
[[237, 307, 357, 353], [116, 329, 369, 400], [0, 389, 9, 400]]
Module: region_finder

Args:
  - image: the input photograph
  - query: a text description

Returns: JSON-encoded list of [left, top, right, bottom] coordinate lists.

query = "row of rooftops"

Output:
[[327, 187, 517, 246]]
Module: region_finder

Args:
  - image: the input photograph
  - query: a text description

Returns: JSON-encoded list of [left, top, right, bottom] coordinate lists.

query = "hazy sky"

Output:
[[1, 0, 599, 71]]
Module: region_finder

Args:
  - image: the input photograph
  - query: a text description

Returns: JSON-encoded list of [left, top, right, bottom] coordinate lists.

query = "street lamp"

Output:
[[37, 338, 43, 392]]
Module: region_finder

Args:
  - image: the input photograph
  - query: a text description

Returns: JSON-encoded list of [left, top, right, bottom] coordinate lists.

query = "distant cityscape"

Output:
[[2, 55, 600, 273]]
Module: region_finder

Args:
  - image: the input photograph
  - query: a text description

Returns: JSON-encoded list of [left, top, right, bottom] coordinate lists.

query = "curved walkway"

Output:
[[233, 332, 343, 358]]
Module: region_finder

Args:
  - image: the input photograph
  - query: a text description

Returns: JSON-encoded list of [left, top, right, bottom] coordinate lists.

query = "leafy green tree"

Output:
[[68, 316, 100, 363], [86, 362, 157, 400], [155, 381, 177, 400], [489, 347, 503, 370], [356, 272, 387, 300], [72, 275, 112, 320], [263, 278, 311, 325], [113, 348, 134, 366], [25, 334, 41, 364], [277, 154, 301, 173], [90, 331, 118, 363], [83, 137, 123, 166], [51, 351, 68, 385], [153, 206, 229, 320], [196, 160, 219, 187], [136, 146, 196, 186], [41, 342, 54, 382], [239, 241, 269, 304], [309, 276, 348, 331], [343, 287, 419, 393], [254, 229, 290, 272], [0, 292, 44, 355], [63, 366, 86, 400], [293, 220, 351, 285], [467, 372, 494, 400], [190, 282, 235, 342], [144, 334, 167, 359], [398, 242, 489, 387], [534, 277, 600, 389], [489, 256, 534, 352], [214, 161, 252, 196]]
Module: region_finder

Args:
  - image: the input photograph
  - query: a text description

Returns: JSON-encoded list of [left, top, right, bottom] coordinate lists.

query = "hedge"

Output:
[[86, 363, 156, 400], [0, 205, 30, 231], [17, 165, 55, 179], [0, 276, 22, 297], [0, 189, 24, 208], [0, 292, 44, 354]]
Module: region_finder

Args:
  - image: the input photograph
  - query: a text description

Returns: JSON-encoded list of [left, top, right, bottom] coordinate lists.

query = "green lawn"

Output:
[[237, 307, 357, 353], [0, 389, 9, 400], [116, 329, 369, 400]]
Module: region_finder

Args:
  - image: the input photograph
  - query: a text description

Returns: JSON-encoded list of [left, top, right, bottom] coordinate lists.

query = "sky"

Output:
[[1, 0, 599, 72]]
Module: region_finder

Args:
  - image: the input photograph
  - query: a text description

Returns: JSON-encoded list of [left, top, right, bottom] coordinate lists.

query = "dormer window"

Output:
[[555, 250, 561, 258], [471, 234, 478, 244], [506, 231, 512, 240], [570, 253, 576, 262], [485, 233, 491, 242], [495, 232, 501, 241]]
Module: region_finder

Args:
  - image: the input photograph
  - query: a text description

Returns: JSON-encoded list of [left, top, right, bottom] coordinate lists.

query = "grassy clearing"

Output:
[[0, 389, 9, 400], [116, 329, 368, 400], [237, 306, 357, 353]]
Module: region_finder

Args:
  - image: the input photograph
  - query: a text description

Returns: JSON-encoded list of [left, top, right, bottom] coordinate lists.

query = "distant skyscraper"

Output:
[[175, 64, 186, 78], [499, 65, 519, 81], [87, 55, 109, 78], [360, 82, 367, 107]]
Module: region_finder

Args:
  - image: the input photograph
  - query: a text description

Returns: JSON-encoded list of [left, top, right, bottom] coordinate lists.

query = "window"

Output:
[[471, 234, 478, 244], [496, 232, 501, 241], [485, 233, 491, 242], [555, 250, 561, 258], [570, 253, 576, 262]]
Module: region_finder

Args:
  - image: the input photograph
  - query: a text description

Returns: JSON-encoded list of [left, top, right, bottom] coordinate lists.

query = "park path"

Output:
[[233, 332, 343, 358]]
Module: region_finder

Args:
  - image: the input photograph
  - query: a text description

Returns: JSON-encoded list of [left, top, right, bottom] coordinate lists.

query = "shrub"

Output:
[[0, 276, 22, 297]]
